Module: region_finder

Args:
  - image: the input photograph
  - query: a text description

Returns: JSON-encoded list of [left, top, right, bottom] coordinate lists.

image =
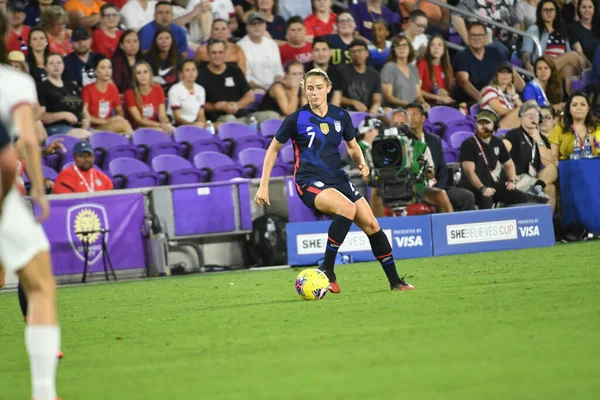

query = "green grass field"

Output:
[[1, 243, 599, 400]]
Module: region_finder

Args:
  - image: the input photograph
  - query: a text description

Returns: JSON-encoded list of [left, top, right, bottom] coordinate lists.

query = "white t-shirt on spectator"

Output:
[[237, 36, 284, 91], [121, 0, 157, 31], [168, 81, 206, 123], [186, 0, 235, 42], [0, 64, 37, 139], [412, 34, 429, 52]]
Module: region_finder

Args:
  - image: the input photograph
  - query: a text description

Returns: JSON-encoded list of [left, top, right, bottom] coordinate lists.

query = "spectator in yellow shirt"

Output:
[[549, 91, 600, 160]]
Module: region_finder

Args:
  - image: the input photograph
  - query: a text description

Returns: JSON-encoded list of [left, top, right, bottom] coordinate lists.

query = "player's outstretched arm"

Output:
[[255, 138, 285, 206], [346, 139, 370, 181]]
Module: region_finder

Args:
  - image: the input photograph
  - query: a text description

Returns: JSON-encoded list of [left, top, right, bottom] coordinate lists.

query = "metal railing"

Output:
[[417, 0, 543, 59]]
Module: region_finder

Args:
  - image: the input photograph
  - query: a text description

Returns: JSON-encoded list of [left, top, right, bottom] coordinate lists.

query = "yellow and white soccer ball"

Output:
[[295, 269, 329, 300]]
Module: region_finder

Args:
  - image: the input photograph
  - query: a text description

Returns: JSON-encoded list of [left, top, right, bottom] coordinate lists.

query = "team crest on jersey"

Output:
[[320, 123, 329, 135], [494, 147, 500, 155], [313, 181, 324, 188], [334, 120, 341, 132]]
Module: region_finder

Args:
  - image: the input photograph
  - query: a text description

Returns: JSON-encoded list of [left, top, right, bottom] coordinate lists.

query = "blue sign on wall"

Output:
[[286, 216, 433, 266], [431, 205, 555, 256]]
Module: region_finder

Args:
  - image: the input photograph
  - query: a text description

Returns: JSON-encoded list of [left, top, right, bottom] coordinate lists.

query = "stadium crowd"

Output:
[[2, 0, 600, 223]]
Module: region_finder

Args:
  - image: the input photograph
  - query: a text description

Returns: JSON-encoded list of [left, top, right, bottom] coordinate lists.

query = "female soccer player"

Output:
[[0, 9, 61, 400], [254, 68, 414, 292]]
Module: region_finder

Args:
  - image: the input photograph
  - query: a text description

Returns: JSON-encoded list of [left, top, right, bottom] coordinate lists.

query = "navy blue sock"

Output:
[[17, 282, 28, 320], [368, 230, 400, 284], [320, 215, 353, 276]]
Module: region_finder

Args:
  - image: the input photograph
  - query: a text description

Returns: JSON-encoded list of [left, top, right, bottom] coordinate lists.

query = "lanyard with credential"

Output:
[[73, 165, 95, 192], [473, 136, 492, 170], [522, 131, 536, 162]]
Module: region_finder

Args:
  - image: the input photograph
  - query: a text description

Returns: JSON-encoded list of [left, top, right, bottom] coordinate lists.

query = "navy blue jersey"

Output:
[[275, 104, 355, 190]]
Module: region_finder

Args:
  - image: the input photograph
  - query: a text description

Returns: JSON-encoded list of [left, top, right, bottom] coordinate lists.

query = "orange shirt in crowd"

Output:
[[64, 0, 106, 17], [124, 85, 166, 127], [48, 33, 73, 57], [54, 165, 113, 194]]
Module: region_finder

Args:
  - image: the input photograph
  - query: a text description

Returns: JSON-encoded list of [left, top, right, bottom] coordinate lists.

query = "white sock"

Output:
[[25, 325, 60, 400]]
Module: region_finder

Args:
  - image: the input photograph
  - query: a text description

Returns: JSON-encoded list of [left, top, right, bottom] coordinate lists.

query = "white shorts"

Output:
[[0, 188, 50, 273]]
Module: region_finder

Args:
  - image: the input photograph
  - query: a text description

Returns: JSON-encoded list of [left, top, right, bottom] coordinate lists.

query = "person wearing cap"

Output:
[[503, 100, 557, 212], [237, 10, 284, 92], [338, 38, 384, 114], [459, 110, 538, 209], [53, 141, 114, 194], [479, 61, 523, 130], [5, 0, 30, 55], [63, 26, 100, 89], [138, 1, 188, 57], [8, 50, 28, 72]]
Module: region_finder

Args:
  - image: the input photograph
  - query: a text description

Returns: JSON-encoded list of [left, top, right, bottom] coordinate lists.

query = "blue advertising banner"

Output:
[[39, 193, 147, 275], [286, 216, 433, 266], [431, 205, 555, 256]]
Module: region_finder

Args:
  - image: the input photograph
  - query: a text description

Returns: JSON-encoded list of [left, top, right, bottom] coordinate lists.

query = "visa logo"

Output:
[[394, 236, 423, 247], [519, 226, 540, 237]]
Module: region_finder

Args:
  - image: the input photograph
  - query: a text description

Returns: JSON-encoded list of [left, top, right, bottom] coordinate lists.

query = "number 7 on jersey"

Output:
[[308, 131, 315, 148]]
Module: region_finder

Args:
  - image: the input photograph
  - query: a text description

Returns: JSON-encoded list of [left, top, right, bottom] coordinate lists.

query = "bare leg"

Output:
[[424, 188, 454, 213]]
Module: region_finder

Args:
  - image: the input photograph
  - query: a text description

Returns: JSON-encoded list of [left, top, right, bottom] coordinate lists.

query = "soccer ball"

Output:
[[295, 269, 329, 300]]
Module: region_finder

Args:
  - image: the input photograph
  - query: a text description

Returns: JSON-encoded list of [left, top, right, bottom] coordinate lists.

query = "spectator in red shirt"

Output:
[[92, 4, 123, 59], [82, 56, 133, 134], [53, 141, 114, 194], [417, 35, 455, 106], [5, 1, 30, 55], [278, 16, 312, 65], [124, 60, 174, 133], [304, 0, 336, 42]]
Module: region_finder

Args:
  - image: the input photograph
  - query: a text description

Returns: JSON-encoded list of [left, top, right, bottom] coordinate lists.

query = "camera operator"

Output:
[[404, 103, 475, 211], [459, 109, 543, 209], [375, 109, 454, 213]]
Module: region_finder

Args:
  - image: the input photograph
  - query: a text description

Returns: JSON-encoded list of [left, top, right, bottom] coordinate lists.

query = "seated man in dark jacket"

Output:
[[404, 103, 475, 211]]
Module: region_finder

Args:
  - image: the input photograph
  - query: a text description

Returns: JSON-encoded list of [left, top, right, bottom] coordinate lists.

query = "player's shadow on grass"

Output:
[[198, 298, 300, 311]]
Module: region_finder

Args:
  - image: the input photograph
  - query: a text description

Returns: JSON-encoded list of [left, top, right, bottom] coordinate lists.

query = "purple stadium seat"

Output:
[[443, 150, 459, 163], [174, 126, 223, 160], [444, 119, 475, 139], [495, 128, 509, 137], [193, 151, 244, 182], [449, 131, 474, 149], [260, 119, 283, 139], [350, 112, 369, 128], [571, 76, 586, 91], [41, 165, 58, 181], [89, 131, 138, 170], [426, 106, 465, 138], [279, 144, 295, 175], [238, 148, 287, 178], [218, 122, 267, 159], [470, 104, 480, 116], [108, 157, 161, 189], [151, 154, 206, 185], [45, 135, 80, 170], [132, 128, 183, 164]]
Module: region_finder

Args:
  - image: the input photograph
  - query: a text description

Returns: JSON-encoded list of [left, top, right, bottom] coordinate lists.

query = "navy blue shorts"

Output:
[[297, 180, 363, 211]]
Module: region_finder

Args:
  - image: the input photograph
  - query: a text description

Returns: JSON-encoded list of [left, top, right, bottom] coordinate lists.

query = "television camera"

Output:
[[365, 118, 433, 210]]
